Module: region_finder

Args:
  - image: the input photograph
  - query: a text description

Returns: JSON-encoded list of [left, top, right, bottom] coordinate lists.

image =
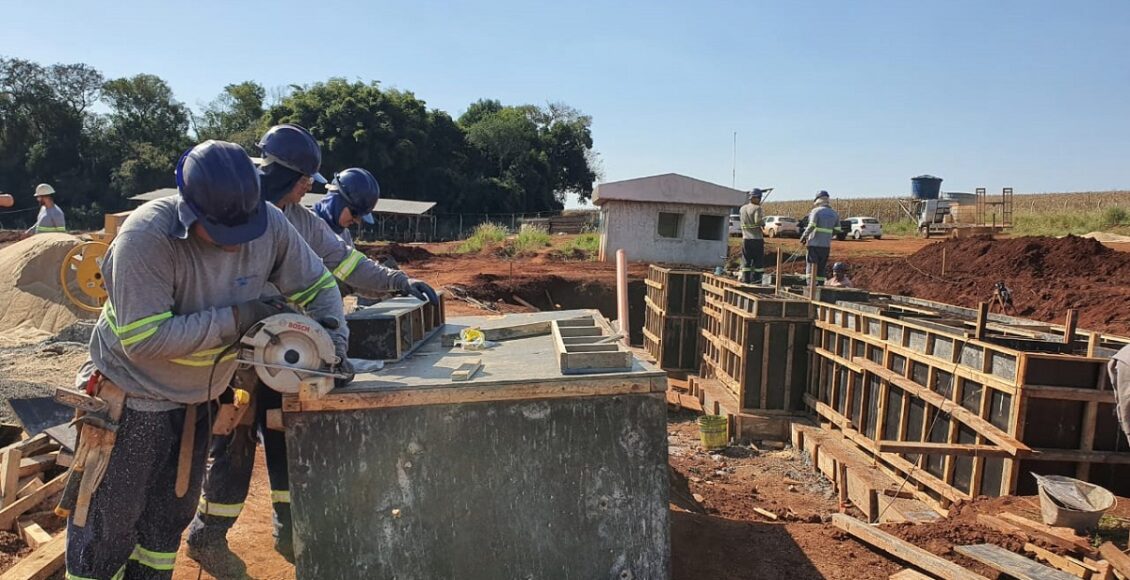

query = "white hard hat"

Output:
[[34, 183, 56, 197]]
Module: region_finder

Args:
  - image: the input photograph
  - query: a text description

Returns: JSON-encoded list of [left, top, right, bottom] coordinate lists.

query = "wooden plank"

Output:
[[975, 302, 989, 341], [16, 478, 43, 499], [857, 358, 1030, 455], [1024, 387, 1115, 403], [955, 543, 1077, 580], [0, 448, 20, 509], [17, 520, 52, 550], [889, 570, 933, 580], [876, 441, 1013, 458], [1099, 543, 1130, 578], [752, 507, 778, 521], [450, 359, 483, 382], [0, 531, 65, 580], [17, 453, 57, 479], [832, 514, 990, 580], [998, 513, 1094, 555], [0, 473, 66, 530], [1024, 543, 1090, 578]]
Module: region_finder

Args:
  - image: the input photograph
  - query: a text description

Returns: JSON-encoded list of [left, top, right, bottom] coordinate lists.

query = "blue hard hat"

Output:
[[176, 140, 267, 245], [815, 190, 830, 200], [328, 168, 380, 224], [749, 188, 764, 198], [257, 124, 326, 184]]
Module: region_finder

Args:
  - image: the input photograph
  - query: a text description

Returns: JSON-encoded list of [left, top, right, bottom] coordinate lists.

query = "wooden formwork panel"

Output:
[[346, 294, 446, 362], [805, 295, 1130, 507], [645, 265, 702, 317], [643, 303, 700, 372]]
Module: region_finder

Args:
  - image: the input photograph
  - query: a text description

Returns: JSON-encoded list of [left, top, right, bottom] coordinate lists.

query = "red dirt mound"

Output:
[[854, 236, 1130, 336], [357, 242, 434, 264]]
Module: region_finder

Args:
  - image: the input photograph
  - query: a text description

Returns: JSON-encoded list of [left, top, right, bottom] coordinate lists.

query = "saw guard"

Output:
[[240, 313, 337, 393]]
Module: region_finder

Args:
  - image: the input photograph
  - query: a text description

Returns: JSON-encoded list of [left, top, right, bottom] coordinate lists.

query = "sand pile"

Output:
[[1079, 231, 1130, 243], [0, 234, 96, 346]]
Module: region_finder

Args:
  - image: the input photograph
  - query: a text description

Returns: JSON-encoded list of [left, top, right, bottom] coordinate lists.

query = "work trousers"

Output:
[[66, 404, 212, 580], [186, 386, 292, 552], [740, 238, 765, 284], [806, 246, 831, 285]]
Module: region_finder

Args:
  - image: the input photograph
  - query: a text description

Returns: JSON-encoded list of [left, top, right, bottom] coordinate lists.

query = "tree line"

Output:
[[0, 56, 599, 226]]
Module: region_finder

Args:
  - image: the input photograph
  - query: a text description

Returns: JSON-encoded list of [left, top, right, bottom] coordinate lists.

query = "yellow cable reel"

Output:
[[60, 241, 110, 313]]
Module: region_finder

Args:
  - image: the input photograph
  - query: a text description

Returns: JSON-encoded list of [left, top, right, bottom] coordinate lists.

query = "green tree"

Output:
[[101, 74, 191, 198], [195, 81, 266, 148]]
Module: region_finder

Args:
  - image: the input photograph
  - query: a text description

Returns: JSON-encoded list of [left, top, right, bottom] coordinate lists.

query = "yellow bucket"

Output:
[[697, 415, 729, 450]]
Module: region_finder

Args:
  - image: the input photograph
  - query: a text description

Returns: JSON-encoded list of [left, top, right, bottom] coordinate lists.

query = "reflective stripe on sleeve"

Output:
[[289, 271, 337, 307], [104, 301, 172, 347], [129, 545, 177, 571], [170, 346, 237, 367], [37, 226, 67, 232], [198, 497, 244, 518], [331, 249, 366, 281], [271, 489, 291, 503]]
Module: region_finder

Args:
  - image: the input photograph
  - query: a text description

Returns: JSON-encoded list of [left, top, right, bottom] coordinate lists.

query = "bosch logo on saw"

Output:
[[288, 321, 311, 333]]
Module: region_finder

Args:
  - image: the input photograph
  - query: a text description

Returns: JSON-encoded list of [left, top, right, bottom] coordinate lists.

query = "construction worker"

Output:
[[827, 262, 854, 288], [312, 168, 439, 303], [739, 188, 767, 284], [187, 125, 436, 574], [65, 140, 347, 579], [24, 183, 65, 235], [1109, 345, 1130, 443], [992, 281, 1015, 315], [799, 190, 840, 285]]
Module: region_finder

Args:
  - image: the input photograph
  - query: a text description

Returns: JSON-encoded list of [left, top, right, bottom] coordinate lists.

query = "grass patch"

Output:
[[882, 219, 919, 236], [552, 232, 601, 260], [456, 222, 508, 253], [511, 225, 551, 255]]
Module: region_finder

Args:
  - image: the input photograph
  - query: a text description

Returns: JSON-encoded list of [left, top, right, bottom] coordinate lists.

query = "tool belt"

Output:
[[55, 373, 126, 527]]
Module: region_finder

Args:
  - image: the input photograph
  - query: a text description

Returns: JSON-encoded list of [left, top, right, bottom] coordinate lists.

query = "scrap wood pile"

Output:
[[0, 426, 69, 579], [834, 500, 1130, 580]]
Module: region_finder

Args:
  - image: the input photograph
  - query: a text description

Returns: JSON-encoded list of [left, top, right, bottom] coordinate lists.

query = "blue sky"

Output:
[[3, 0, 1128, 203]]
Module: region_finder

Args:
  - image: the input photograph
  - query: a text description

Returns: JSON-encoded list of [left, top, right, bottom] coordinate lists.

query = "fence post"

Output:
[[458, 214, 463, 239]]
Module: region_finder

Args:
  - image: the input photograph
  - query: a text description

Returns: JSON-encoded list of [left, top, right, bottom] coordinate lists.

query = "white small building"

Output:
[[594, 173, 745, 267]]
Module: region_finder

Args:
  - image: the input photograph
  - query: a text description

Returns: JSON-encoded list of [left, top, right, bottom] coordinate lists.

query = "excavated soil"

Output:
[[852, 235, 1130, 336]]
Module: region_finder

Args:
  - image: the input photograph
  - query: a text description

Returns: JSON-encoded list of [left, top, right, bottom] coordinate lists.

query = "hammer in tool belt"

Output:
[[53, 375, 125, 527]]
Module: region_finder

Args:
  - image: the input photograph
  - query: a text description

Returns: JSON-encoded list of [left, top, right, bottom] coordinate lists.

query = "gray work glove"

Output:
[[330, 335, 354, 389], [234, 296, 292, 336], [405, 279, 439, 304]]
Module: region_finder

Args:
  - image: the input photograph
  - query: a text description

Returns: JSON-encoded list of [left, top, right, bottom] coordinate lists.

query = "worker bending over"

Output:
[[188, 124, 437, 574], [24, 183, 65, 236], [739, 188, 767, 284], [826, 262, 854, 288], [65, 140, 347, 579], [799, 190, 840, 286]]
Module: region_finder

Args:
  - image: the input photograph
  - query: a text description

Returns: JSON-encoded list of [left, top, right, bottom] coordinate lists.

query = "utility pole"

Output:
[[731, 131, 737, 189]]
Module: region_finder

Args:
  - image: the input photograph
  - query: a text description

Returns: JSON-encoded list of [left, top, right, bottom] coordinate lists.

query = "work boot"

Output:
[[187, 538, 249, 579]]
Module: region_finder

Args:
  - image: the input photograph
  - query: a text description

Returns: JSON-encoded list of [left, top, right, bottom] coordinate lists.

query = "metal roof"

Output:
[[592, 173, 746, 207], [130, 189, 436, 216]]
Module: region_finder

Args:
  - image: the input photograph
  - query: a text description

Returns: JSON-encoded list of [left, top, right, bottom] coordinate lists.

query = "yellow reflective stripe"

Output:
[[37, 226, 66, 232], [198, 497, 244, 518], [67, 567, 124, 580], [289, 271, 336, 307], [170, 351, 237, 367], [813, 227, 835, 234], [104, 301, 172, 346], [271, 490, 291, 503], [332, 249, 366, 281], [129, 545, 177, 571]]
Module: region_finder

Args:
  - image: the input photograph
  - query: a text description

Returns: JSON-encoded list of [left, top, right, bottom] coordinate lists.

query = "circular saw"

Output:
[[239, 313, 344, 394]]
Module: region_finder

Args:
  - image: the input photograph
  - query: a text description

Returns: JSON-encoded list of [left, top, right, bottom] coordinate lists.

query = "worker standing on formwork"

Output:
[[187, 125, 438, 574], [738, 188, 767, 284], [799, 190, 839, 285], [24, 183, 65, 236], [312, 171, 439, 303], [64, 140, 347, 579]]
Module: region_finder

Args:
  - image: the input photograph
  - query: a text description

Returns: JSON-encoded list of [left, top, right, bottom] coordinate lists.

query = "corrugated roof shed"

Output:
[[592, 173, 745, 207]]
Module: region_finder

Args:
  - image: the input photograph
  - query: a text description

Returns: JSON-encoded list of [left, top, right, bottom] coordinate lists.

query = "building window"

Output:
[[657, 212, 683, 238], [697, 214, 725, 241]]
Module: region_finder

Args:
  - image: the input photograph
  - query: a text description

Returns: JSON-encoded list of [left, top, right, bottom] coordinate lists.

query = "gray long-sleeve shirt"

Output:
[[801, 205, 840, 248], [283, 203, 409, 295], [1109, 345, 1130, 442], [86, 197, 346, 405], [739, 203, 764, 240], [31, 205, 66, 234]]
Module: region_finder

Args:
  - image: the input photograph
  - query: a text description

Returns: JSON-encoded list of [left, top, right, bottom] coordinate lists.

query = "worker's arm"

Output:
[[268, 216, 348, 349], [101, 231, 240, 361], [292, 205, 410, 294], [800, 208, 818, 242]]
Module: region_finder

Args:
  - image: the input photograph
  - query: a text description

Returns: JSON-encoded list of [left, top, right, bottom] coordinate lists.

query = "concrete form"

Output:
[[282, 310, 670, 580]]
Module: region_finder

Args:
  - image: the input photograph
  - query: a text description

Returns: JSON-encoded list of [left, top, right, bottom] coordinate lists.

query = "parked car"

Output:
[[728, 213, 742, 236], [762, 216, 800, 238], [844, 216, 883, 240]]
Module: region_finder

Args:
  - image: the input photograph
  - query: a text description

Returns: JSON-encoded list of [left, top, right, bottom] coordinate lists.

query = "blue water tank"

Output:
[[911, 175, 943, 200]]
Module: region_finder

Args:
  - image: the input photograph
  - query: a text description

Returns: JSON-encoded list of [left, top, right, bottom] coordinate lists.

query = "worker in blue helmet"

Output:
[[64, 140, 346, 580], [799, 190, 840, 286], [313, 168, 439, 304]]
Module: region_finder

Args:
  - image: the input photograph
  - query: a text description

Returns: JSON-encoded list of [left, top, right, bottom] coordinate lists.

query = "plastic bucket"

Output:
[[911, 175, 943, 200], [697, 415, 729, 450], [1036, 475, 1116, 532]]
